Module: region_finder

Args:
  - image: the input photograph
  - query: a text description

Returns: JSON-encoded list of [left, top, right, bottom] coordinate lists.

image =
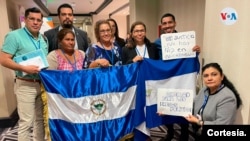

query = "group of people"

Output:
[[0, 3, 242, 141]]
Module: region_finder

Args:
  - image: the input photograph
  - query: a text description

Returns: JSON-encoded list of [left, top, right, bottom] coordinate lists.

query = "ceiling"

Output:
[[11, 0, 129, 24]]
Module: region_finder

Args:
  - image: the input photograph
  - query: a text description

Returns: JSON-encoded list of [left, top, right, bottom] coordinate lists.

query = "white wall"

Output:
[[110, 15, 128, 39], [129, 0, 159, 41], [157, 0, 205, 50], [0, 0, 16, 118], [203, 0, 250, 124], [154, 0, 249, 124]]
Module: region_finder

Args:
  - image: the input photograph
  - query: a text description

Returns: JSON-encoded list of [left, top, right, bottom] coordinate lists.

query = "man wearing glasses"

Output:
[[44, 3, 89, 53], [0, 7, 47, 141]]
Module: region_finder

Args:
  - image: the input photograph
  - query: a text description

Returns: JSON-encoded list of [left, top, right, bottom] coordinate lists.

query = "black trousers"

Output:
[[165, 124, 189, 141]]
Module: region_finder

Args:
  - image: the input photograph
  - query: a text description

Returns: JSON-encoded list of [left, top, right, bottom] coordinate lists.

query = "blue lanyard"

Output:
[[198, 95, 208, 115], [101, 44, 114, 65], [61, 49, 77, 70], [24, 28, 40, 50], [201, 95, 208, 109], [135, 45, 147, 58]]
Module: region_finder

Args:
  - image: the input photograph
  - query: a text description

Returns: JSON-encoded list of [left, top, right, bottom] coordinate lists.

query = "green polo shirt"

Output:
[[1, 27, 48, 79]]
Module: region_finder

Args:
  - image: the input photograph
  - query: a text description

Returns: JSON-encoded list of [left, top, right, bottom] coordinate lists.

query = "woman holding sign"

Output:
[[122, 21, 159, 64], [185, 63, 242, 139]]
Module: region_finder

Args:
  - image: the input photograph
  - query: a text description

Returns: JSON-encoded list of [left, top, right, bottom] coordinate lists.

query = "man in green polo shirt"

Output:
[[0, 7, 47, 141]]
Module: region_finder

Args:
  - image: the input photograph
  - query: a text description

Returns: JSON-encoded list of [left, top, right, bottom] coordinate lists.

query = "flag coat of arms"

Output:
[[40, 57, 200, 141], [40, 63, 140, 141]]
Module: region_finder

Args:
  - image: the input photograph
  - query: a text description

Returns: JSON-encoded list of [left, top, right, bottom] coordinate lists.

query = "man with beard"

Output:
[[154, 13, 200, 59], [44, 3, 89, 53], [154, 13, 200, 141]]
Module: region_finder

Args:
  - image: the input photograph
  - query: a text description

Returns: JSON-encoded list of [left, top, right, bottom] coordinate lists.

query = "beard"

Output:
[[62, 20, 73, 28]]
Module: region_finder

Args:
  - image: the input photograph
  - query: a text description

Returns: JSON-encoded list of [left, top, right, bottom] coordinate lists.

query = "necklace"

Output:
[[61, 49, 77, 70]]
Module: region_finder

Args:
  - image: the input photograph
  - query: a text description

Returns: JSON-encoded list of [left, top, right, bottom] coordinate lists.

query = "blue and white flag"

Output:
[[40, 57, 199, 141], [39, 63, 140, 141], [135, 57, 200, 139]]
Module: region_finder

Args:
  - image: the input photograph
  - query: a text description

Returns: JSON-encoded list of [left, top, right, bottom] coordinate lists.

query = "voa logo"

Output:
[[220, 7, 238, 25]]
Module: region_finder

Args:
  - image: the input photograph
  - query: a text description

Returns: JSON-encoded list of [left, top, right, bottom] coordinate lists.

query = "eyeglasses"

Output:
[[27, 17, 42, 23], [99, 29, 111, 34], [133, 29, 145, 34]]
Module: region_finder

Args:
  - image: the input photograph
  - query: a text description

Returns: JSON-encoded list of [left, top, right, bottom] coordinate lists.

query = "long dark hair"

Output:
[[107, 19, 120, 39], [107, 18, 125, 46], [202, 63, 242, 109]]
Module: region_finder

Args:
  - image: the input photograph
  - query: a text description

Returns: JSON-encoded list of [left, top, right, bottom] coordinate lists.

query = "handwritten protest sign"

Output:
[[161, 31, 196, 60], [157, 88, 193, 117]]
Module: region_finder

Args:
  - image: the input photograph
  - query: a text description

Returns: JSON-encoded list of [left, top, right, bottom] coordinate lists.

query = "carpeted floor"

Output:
[[0, 123, 195, 141]]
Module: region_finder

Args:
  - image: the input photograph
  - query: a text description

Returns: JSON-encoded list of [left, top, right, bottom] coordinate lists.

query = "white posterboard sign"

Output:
[[13, 49, 49, 76], [157, 88, 193, 117], [161, 31, 196, 60]]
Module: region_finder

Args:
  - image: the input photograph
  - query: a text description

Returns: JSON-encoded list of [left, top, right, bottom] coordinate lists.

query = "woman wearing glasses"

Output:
[[122, 21, 159, 65], [83, 19, 122, 68], [185, 63, 242, 140]]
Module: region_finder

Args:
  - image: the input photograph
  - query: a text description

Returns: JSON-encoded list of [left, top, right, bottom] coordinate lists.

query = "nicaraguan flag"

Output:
[[134, 57, 200, 139], [39, 63, 140, 141]]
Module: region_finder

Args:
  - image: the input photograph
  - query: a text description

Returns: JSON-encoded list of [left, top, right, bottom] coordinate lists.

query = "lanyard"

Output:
[[24, 28, 40, 50], [101, 44, 114, 65], [135, 45, 147, 58], [198, 95, 208, 115], [201, 95, 208, 109], [61, 49, 77, 70]]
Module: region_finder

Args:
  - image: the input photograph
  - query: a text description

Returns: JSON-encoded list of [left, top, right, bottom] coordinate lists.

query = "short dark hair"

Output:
[[57, 3, 73, 15], [25, 7, 43, 18], [160, 13, 175, 23]]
